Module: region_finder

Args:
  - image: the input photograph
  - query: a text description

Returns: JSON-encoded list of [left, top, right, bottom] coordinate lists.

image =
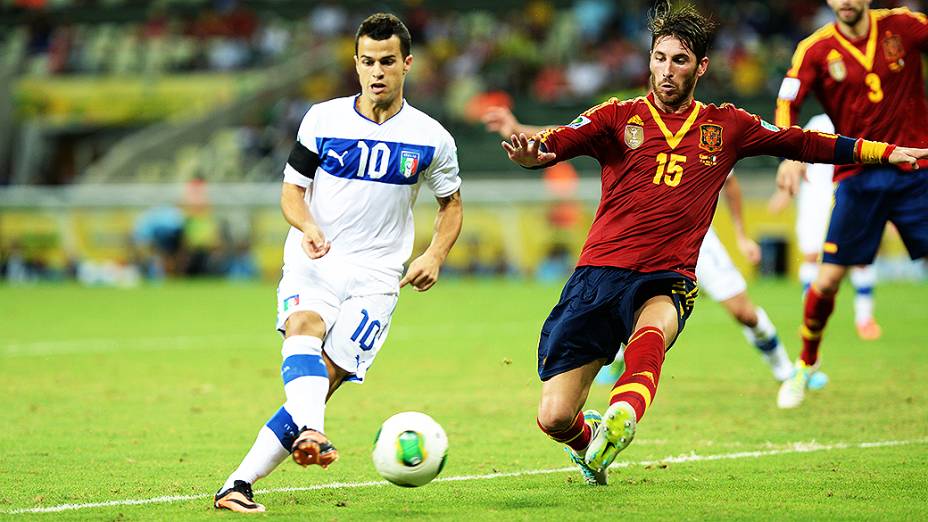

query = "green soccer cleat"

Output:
[[777, 359, 820, 409], [564, 410, 608, 485], [584, 401, 637, 473]]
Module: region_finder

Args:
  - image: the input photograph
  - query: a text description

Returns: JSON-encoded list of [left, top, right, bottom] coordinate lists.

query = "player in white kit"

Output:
[[771, 114, 881, 340], [214, 14, 463, 513]]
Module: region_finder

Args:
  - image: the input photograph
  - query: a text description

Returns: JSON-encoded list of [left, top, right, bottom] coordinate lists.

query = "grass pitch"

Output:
[[1, 279, 926, 520]]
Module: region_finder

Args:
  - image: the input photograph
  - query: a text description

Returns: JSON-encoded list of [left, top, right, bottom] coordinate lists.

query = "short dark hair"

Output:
[[648, 1, 718, 60], [355, 13, 412, 58]]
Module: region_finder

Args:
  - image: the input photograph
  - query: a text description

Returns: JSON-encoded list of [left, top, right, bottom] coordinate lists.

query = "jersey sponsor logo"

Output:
[[699, 153, 718, 166], [826, 49, 847, 82], [760, 119, 780, 132], [881, 33, 905, 71], [778, 77, 801, 101], [624, 124, 644, 149], [316, 137, 435, 185], [327, 149, 347, 167], [698, 124, 723, 153], [567, 115, 591, 129]]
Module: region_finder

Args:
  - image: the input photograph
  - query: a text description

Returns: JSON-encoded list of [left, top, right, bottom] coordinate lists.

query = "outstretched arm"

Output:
[[400, 190, 463, 292], [482, 106, 548, 138], [721, 174, 760, 264]]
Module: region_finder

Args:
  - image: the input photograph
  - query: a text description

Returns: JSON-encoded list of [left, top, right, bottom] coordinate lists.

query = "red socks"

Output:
[[610, 326, 666, 422], [800, 286, 836, 366], [537, 411, 591, 452]]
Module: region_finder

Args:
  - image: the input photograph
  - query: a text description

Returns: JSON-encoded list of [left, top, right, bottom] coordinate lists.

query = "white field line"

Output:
[[7, 437, 926, 515]]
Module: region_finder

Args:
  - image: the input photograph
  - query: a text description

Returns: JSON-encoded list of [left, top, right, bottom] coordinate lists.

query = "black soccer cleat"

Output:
[[214, 480, 266, 513]]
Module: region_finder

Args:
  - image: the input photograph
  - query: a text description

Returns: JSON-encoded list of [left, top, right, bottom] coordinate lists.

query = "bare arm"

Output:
[[400, 190, 463, 291], [482, 106, 548, 138], [721, 174, 760, 264], [280, 182, 330, 259]]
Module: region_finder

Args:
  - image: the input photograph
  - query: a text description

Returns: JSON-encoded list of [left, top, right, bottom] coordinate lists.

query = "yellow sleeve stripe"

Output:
[[874, 7, 928, 24], [787, 25, 835, 77], [581, 97, 619, 117], [775, 98, 794, 129], [610, 383, 652, 410]]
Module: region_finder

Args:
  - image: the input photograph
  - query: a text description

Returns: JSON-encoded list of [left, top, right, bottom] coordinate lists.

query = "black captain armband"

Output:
[[287, 141, 320, 179]]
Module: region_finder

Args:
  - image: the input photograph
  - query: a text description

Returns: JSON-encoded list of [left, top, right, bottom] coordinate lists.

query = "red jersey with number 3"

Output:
[[775, 7, 928, 181], [538, 93, 854, 279]]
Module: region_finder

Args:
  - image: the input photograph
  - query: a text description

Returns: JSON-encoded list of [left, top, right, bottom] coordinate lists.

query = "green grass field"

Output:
[[1, 279, 926, 520]]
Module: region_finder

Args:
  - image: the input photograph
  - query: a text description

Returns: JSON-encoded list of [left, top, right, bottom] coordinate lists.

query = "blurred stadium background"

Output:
[[0, 0, 924, 285]]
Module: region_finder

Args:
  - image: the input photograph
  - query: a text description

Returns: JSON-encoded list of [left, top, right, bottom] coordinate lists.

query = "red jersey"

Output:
[[539, 93, 858, 279], [775, 7, 928, 181]]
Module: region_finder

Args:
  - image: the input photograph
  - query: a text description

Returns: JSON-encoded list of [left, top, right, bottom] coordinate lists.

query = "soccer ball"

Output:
[[372, 411, 448, 487]]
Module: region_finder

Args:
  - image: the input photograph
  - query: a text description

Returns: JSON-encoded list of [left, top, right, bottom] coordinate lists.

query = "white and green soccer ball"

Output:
[[372, 412, 448, 487]]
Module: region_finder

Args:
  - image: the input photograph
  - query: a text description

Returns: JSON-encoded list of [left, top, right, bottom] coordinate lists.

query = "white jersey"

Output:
[[282, 95, 461, 284], [696, 227, 747, 302], [797, 114, 836, 255]]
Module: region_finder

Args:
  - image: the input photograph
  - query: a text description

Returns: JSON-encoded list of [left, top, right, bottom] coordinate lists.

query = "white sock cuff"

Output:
[[281, 335, 323, 359], [799, 262, 818, 286], [850, 265, 877, 289], [753, 307, 776, 338]]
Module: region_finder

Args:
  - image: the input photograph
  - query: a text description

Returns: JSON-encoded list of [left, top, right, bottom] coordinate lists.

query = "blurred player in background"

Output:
[[774, 0, 928, 408], [501, 0, 928, 485], [214, 13, 463, 512], [486, 110, 800, 385], [769, 114, 882, 341]]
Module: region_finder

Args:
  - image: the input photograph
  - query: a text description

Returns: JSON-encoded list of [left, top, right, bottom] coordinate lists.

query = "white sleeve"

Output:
[[803, 114, 834, 134], [425, 131, 462, 198], [283, 105, 320, 188]]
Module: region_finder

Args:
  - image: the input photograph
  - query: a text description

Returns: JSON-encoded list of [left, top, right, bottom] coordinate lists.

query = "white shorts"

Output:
[[695, 227, 747, 302], [796, 172, 835, 256], [276, 255, 398, 383]]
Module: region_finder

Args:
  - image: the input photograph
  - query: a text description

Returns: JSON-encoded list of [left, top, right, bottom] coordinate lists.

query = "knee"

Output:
[[732, 306, 757, 327], [536, 396, 578, 433], [285, 312, 326, 337], [813, 276, 841, 296]]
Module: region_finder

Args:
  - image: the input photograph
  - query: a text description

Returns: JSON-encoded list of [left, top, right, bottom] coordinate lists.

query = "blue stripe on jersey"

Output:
[[266, 406, 299, 449], [316, 137, 435, 185]]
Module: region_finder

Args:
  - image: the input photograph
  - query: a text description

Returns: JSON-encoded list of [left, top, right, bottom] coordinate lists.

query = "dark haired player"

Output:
[[213, 13, 463, 512], [502, 2, 928, 484], [774, 0, 928, 408]]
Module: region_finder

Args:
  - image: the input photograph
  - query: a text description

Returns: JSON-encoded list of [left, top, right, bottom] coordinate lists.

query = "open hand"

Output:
[[501, 133, 556, 168], [888, 146, 928, 167]]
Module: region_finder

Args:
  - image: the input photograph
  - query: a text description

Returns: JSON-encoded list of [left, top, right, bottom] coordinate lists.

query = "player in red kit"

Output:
[[502, 1, 928, 485], [774, 0, 928, 408]]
